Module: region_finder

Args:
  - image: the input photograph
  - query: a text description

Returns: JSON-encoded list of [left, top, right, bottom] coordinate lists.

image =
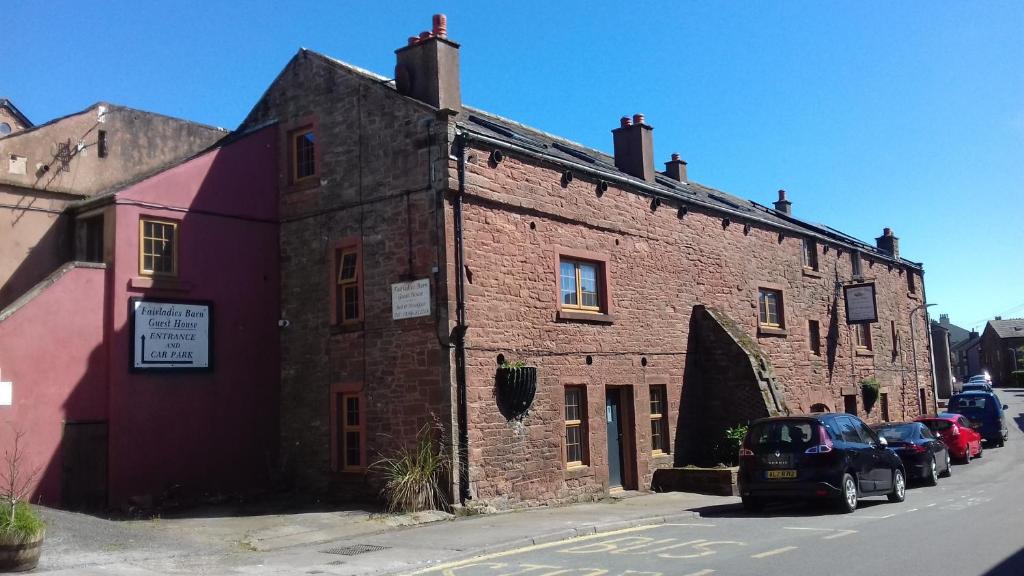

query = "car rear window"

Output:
[[921, 419, 952, 433], [747, 421, 816, 450], [951, 396, 987, 411], [876, 424, 917, 441]]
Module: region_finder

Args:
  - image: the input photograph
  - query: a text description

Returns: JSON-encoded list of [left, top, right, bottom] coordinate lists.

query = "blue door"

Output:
[[606, 389, 624, 488]]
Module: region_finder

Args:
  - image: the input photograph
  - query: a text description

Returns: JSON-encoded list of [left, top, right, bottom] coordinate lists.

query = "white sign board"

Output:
[[392, 278, 431, 320], [844, 283, 878, 324], [131, 299, 211, 370]]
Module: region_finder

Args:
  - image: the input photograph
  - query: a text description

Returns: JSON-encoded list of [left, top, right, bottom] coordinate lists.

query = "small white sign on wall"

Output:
[[392, 278, 431, 320], [0, 370, 12, 406]]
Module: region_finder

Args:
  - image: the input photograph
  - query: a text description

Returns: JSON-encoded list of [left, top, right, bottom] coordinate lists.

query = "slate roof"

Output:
[[0, 98, 32, 128], [934, 319, 971, 345], [987, 319, 1024, 339]]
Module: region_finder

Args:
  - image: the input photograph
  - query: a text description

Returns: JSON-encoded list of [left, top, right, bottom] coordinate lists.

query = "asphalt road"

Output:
[[417, 388, 1024, 576]]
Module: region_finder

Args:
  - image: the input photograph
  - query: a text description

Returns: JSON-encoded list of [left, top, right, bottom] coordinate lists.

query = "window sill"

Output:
[[285, 176, 321, 194], [557, 310, 614, 324], [856, 349, 875, 357], [802, 268, 823, 279], [130, 276, 192, 292], [330, 321, 365, 335], [564, 465, 593, 480], [907, 292, 920, 300], [757, 326, 788, 337], [651, 451, 672, 460]]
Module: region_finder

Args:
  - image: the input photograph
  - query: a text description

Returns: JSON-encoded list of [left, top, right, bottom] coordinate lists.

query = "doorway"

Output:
[[605, 388, 635, 490], [62, 421, 108, 511]]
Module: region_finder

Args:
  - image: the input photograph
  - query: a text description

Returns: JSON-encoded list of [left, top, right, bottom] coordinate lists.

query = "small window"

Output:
[[855, 323, 872, 350], [851, 251, 863, 277], [565, 386, 588, 467], [907, 271, 917, 294], [139, 219, 178, 277], [890, 320, 899, 353], [758, 288, 784, 328], [808, 320, 822, 355], [843, 395, 857, 415], [919, 388, 928, 414], [802, 238, 818, 271], [337, 393, 365, 470], [291, 128, 317, 183], [881, 393, 890, 422], [97, 130, 108, 158], [56, 140, 72, 173], [560, 258, 603, 312], [334, 246, 361, 324], [649, 386, 669, 454]]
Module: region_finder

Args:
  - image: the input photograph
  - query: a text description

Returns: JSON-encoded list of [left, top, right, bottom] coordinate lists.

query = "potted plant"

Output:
[[0, 429, 44, 572], [861, 377, 881, 414], [495, 361, 537, 420]]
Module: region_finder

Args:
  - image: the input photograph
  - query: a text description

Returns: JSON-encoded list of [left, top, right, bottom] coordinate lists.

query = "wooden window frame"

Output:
[[758, 288, 785, 329], [554, 248, 613, 323], [138, 218, 179, 277], [329, 238, 363, 326], [564, 385, 589, 468], [855, 323, 873, 351], [907, 270, 917, 294], [649, 384, 670, 455], [282, 116, 320, 192], [330, 383, 366, 473], [808, 319, 822, 355], [802, 238, 819, 272]]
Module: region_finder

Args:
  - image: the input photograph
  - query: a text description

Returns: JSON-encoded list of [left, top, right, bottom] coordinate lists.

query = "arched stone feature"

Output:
[[676, 305, 790, 466], [809, 403, 831, 413]]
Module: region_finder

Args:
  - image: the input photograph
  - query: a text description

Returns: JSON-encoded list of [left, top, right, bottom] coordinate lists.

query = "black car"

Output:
[[871, 422, 951, 485], [738, 413, 906, 513]]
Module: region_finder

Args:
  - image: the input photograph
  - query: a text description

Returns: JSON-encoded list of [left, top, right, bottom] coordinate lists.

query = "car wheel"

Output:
[[839, 473, 858, 513], [741, 495, 763, 512], [888, 469, 906, 503], [925, 456, 938, 486], [976, 442, 983, 458], [940, 452, 952, 478], [963, 446, 971, 464], [997, 439, 1005, 448]]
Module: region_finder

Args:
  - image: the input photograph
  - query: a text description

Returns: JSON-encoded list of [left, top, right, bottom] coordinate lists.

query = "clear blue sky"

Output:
[[7, 1, 1022, 332]]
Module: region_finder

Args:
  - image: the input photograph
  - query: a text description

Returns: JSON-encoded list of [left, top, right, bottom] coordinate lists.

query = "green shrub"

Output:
[[1012, 370, 1024, 387], [714, 424, 749, 466], [373, 422, 451, 514], [0, 502, 44, 542], [861, 377, 881, 412]]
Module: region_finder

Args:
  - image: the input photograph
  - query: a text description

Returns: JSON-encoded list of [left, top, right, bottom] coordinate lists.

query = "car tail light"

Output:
[[903, 444, 927, 454], [738, 433, 754, 458], [805, 425, 834, 454]]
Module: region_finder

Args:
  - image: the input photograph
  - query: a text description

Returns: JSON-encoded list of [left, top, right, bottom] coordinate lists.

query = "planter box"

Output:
[[495, 366, 537, 420], [0, 529, 44, 572], [651, 467, 738, 496]]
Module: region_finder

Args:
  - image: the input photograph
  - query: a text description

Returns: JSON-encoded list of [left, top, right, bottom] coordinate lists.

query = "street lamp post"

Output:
[[910, 302, 937, 416]]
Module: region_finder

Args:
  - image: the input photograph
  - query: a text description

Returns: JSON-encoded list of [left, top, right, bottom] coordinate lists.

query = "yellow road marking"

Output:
[[750, 546, 798, 559]]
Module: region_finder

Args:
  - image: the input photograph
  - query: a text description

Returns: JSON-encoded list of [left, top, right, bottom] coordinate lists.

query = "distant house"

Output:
[[951, 331, 982, 385], [980, 318, 1024, 387], [0, 99, 33, 136]]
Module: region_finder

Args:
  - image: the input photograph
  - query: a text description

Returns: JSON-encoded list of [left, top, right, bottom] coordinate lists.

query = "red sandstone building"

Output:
[[239, 16, 937, 509]]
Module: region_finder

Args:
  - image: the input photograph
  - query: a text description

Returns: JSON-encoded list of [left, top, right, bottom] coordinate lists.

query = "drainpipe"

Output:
[[453, 134, 470, 505]]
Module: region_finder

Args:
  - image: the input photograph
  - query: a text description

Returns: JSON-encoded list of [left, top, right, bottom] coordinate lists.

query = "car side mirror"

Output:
[[876, 437, 888, 448]]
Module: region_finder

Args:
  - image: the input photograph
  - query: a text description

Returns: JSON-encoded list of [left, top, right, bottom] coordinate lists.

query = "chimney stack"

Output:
[[875, 227, 900, 259], [940, 314, 950, 325], [996, 316, 1002, 321], [612, 114, 656, 183], [773, 189, 792, 215], [395, 14, 461, 111], [664, 153, 687, 183]]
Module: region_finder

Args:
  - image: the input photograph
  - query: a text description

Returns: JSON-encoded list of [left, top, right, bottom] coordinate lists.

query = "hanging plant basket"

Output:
[[861, 377, 880, 413], [495, 365, 537, 420]]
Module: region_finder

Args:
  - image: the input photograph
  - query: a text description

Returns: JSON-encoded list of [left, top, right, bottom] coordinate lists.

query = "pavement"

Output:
[[34, 489, 737, 575]]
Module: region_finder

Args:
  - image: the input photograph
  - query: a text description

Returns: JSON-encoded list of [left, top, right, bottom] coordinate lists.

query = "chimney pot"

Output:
[[996, 316, 1003, 321], [408, 36, 419, 46], [612, 115, 656, 183], [773, 189, 792, 215], [671, 153, 680, 161], [432, 14, 448, 38], [620, 116, 631, 128], [419, 31, 432, 40], [633, 113, 645, 125]]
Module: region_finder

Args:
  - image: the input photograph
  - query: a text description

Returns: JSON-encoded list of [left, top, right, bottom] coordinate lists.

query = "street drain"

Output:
[[321, 544, 389, 556]]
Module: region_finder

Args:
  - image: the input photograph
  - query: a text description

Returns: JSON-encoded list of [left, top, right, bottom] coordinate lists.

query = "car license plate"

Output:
[[766, 470, 797, 479]]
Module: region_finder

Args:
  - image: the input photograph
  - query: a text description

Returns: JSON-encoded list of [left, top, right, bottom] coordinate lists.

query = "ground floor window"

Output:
[[649, 385, 669, 454], [564, 386, 588, 467], [335, 391, 365, 471], [881, 393, 890, 422], [843, 395, 857, 415]]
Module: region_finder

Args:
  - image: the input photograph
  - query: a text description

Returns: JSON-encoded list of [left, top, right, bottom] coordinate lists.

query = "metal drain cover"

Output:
[[321, 544, 389, 556]]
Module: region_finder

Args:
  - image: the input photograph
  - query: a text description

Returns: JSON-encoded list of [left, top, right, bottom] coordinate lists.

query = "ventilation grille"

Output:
[[320, 544, 389, 556]]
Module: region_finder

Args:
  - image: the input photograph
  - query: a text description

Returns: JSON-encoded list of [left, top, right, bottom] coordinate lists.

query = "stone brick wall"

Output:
[[452, 138, 934, 508], [239, 51, 455, 499]]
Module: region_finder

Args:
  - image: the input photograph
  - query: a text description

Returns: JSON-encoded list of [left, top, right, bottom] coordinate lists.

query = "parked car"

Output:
[[738, 414, 906, 513], [916, 413, 983, 462], [871, 422, 951, 485], [948, 390, 1009, 447], [961, 381, 993, 392], [968, 373, 992, 384]]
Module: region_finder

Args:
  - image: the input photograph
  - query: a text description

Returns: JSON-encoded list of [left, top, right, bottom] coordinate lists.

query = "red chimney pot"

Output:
[[633, 113, 645, 125], [778, 189, 787, 201], [884, 227, 892, 236], [433, 14, 448, 38], [419, 31, 432, 40], [620, 116, 631, 128], [671, 153, 680, 161], [408, 36, 419, 46]]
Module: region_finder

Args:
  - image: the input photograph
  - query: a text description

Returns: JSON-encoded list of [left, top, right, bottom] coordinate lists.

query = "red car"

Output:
[[916, 414, 983, 463]]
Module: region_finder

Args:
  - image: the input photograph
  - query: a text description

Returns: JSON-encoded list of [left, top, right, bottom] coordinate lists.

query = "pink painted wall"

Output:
[[0, 264, 108, 504], [0, 125, 280, 509], [105, 126, 280, 506]]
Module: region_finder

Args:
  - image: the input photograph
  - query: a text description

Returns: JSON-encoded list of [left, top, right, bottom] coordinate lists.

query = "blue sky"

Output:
[[7, 1, 1022, 332]]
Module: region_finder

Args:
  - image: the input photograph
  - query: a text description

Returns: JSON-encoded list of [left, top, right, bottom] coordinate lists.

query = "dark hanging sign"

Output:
[[130, 297, 213, 372], [844, 282, 878, 324]]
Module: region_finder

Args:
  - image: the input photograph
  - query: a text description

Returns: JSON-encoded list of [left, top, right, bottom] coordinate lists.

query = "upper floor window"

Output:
[[855, 323, 872, 350], [907, 271, 917, 294], [802, 238, 819, 271], [808, 320, 822, 355], [332, 243, 362, 325], [560, 258, 602, 312], [139, 219, 178, 277], [758, 288, 784, 328], [291, 128, 317, 183], [851, 251, 863, 277]]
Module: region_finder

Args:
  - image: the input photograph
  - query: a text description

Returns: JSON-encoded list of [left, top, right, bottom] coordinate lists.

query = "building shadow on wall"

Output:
[[0, 210, 73, 311]]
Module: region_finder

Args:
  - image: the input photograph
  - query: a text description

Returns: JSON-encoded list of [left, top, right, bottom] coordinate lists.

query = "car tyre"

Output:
[[976, 442, 983, 459], [925, 456, 938, 486], [963, 446, 971, 464], [888, 469, 906, 503], [741, 496, 763, 513], [839, 473, 858, 513], [939, 452, 952, 478]]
